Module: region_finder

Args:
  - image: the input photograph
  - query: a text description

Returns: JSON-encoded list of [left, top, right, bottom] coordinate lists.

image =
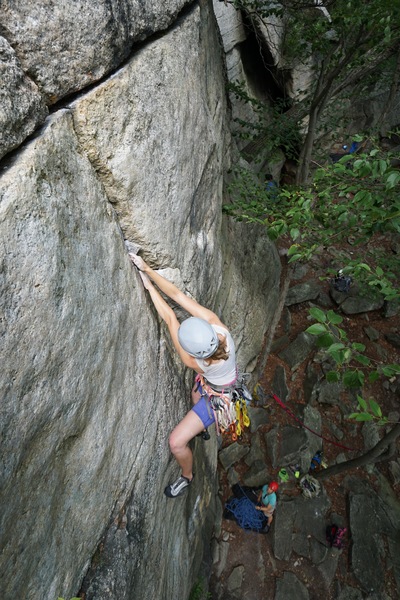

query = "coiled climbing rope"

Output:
[[224, 497, 266, 530]]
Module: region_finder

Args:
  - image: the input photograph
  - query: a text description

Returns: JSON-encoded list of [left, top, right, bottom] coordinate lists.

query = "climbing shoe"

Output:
[[197, 429, 210, 441], [164, 474, 194, 498]]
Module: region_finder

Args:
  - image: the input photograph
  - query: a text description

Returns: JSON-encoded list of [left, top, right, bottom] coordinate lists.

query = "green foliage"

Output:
[[228, 81, 300, 159], [189, 579, 212, 600], [305, 308, 400, 423], [230, 0, 400, 91], [57, 597, 80, 600], [347, 395, 391, 425], [225, 0, 400, 184], [225, 143, 400, 300], [305, 307, 400, 388]]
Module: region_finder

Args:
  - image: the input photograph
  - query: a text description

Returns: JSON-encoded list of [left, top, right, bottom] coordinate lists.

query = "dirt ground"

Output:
[[209, 240, 400, 600]]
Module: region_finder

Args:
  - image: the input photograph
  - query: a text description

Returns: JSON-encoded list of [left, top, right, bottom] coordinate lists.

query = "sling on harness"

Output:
[[196, 372, 251, 440]]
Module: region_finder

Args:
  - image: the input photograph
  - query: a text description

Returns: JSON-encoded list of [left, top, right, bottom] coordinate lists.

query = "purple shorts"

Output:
[[191, 394, 215, 428]]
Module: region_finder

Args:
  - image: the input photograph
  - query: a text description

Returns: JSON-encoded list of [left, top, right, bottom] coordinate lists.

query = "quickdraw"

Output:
[[196, 373, 251, 440]]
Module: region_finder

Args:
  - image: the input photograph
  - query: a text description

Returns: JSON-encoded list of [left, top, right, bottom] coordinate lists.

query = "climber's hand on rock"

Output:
[[129, 254, 148, 272]]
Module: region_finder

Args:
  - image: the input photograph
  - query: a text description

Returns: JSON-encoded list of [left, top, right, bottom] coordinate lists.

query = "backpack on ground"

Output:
[[326, 524, 347, 549], [331, 270, 352, 293]]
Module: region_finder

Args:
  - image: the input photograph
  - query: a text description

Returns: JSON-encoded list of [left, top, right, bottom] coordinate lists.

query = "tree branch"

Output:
[[314, 423, 400, 481]]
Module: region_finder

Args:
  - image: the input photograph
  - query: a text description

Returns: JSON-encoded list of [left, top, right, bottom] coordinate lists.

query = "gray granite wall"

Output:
[[0, 2, 281, 599]]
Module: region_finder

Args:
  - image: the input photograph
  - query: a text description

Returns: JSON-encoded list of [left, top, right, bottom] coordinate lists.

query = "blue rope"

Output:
[[225, 497, 266, 530]]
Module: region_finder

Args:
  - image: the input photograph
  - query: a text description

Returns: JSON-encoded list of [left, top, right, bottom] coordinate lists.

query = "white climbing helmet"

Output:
[[178, 317, 219, 359]]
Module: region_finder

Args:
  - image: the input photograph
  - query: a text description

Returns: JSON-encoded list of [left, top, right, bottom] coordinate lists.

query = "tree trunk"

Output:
[[314, 423, 400, 481], [295, 105, 319, 185], [376, 48, 400, 130]]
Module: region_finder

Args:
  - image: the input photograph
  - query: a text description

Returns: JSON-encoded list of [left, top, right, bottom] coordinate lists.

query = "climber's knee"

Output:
[[169, 411, 204, 455]]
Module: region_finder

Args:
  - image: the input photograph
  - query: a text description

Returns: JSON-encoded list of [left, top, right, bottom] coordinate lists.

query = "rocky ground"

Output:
[[207, 247, 400, 600]]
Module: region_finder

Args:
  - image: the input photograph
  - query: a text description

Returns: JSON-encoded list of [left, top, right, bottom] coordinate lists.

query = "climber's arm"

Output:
[[130, 255, 224, 327], [256, 503, 273, 513], [137, 272, 201, 371]]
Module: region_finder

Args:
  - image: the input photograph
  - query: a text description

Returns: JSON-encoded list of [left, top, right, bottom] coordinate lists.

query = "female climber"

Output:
[[129, 254, 237, 498]]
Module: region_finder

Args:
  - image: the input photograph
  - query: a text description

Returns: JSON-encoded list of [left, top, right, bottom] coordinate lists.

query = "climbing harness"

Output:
[[269, 390, 356, 451], [196, 372, 251, 440]]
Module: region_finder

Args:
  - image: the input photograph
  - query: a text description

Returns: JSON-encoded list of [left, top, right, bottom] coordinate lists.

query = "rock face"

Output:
[[0, 0, 191, 159], [0, 36, 48, 159], [0, 2, 281, 599], [0, 0, 192, 103]]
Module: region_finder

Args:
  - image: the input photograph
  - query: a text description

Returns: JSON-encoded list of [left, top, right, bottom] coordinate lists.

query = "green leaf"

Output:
[[347, 412, 360, 419], [287, 244, 300, 256], [330, 350, 344, 364], [386, 171, 400, 189], [379, 160, 388, 175], [357, 370, 365, 386], [368, 399, 382, 418], [351, 413, 374, 421], [352, 342, 366, 352], [358, 263, 372, 272], [369, 371, 380, 383], [317, 333, 335, 348], [354, 354, 371, 366], [327, 310, 343, 325], [343, 370, 363, 388], [343, 348, 352, 362], [288, 253, 303, 263], [327, 342, 345, 352], [309, 307, 327, 323], [290, 228, 301, 240], [339, 154, 354, 164], [382, 366, 397, 376], [326, 370, 340, 383], [305, 323, 327, 335], [357, 395, 368, 410]]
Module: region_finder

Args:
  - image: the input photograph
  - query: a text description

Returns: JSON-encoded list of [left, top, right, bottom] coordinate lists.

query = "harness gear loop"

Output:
[[235, 401, 242, 437], [241, 399, 250, 427], [195, 373, 252, 440]]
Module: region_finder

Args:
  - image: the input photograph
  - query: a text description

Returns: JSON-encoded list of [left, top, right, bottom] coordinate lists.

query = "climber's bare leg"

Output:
[[169, 410, 204, 480]]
